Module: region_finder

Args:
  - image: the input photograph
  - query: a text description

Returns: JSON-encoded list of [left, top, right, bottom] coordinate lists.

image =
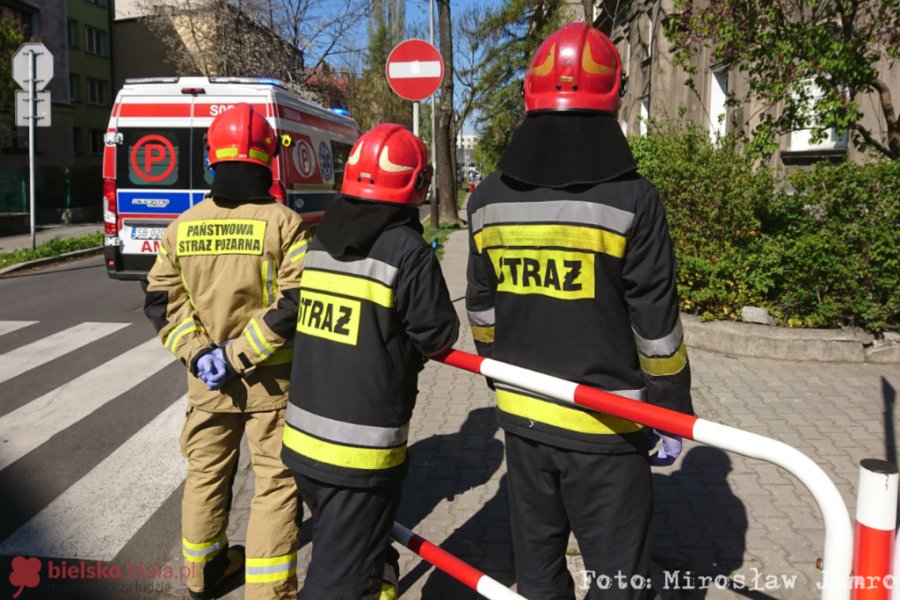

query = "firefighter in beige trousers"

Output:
[[144, 104, 306, 600]]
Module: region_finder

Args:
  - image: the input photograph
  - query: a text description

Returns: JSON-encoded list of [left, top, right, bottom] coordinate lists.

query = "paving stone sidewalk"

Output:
[[212, 228, 899, 600]]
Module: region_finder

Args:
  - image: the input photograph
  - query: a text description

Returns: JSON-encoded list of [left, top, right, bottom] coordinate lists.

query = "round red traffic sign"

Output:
[[386, 39, 444, 101]]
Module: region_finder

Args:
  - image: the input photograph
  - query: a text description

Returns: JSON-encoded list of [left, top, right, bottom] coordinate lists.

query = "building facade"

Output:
[[67, 0, 114, 166], [592, 0, 899, 165]]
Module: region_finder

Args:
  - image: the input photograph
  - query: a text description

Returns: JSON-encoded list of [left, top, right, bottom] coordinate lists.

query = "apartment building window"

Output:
[[84, 26, 107, 56], [89, 129, 104, 155], [69, 73, 81, 102], [87, 77, 108, 105], [67, 20, 78, 48], [73, 127, 83, 155], [709, 68, 728, 141], [646, 12, 653, 59]]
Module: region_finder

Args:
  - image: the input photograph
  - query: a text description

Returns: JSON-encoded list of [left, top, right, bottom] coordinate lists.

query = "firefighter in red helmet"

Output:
[[465, 23, 694, 599], [281, 124, 459, 600], [144, 103, 305, 600]]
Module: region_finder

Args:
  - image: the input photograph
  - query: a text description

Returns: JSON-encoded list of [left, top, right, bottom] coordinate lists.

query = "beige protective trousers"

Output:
[[181, 406, 299, 600]]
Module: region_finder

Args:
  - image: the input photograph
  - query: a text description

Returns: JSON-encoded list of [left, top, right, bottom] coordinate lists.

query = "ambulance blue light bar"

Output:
[[331, 108, 351, 117], [208, 77, 287, 88]]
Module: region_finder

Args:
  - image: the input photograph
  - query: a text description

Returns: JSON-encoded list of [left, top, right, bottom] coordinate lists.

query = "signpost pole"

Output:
[[28, 49, 36, 251], [413, 100, 420, 137], [429, 0, 437, 208]]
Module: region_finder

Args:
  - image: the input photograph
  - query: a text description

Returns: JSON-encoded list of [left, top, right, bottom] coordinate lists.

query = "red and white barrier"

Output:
[[391, 522, 525, 600], [435, 349, 854, 600], [853, 460, 898, 600]]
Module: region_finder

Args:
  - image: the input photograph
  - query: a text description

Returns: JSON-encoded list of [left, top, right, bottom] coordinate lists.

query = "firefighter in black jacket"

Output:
[[281, 124, 459, 600], [466, 23, 694, 600]]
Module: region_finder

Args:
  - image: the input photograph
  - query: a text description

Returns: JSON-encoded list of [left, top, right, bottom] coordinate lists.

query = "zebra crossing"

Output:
[[0, 320, 188, 563]]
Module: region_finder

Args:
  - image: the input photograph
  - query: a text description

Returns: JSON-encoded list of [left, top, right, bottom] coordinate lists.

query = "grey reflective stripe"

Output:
[[495, 382, 647, 402], [246, 559, 297, 575], [246, 321, 272, 358], [264, 260, 276, 307], [467, 308, 495, 327], [304, 250, 398, 286], [633, 318, 684, 357], [470, 200, 635, 235], [183, 541, 223, 559], [165, 319, 199, 351], [286, 403, 409, 448], [287, 241, 308, 262]]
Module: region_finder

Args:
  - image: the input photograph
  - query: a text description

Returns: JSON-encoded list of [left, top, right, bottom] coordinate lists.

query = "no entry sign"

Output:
[[386, 39, 444, 101]]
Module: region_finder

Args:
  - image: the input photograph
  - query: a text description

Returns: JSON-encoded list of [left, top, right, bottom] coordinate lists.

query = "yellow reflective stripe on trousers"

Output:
[[244, 318, 274, 360], [471, 325, 494, 343], [496, 389, 643, 434], [638, 341, 688, 376], [245, 553, 298, 583], [182, 534, 226, 563], [283, 424, 406, 470], [474, 224, 627, 258], [164, 317, 202, 353], [300, 270, 394, 308]]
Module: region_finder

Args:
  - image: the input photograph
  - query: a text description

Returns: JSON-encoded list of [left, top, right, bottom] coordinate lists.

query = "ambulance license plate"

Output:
[[131, 227, 165, 240]]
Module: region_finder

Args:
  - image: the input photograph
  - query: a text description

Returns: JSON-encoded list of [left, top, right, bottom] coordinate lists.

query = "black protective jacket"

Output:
[[466, 171, 693, 454], [282, 214, 459, 487]]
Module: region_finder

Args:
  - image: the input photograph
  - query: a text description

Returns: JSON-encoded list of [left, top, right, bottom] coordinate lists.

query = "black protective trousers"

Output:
[[294, 473, 401, 600], [505, 433, 654, 600]]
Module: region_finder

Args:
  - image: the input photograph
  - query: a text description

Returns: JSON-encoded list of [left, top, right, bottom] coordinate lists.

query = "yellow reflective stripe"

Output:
[[164, 318, 202, 353], [245, 553, 297, 583], [497, 390, 643, 434], [215, 148, 239, 159], [471, 325, 494, 343], [301, 270, 394, 308], [474, 224, 627, 258], [261, 260, 273, 307], [244, 319, 274, 360], [380, 582, 398, 600], [182, 534, 226, 563], [639, 341, 688, 376], [287, 240, 308, 263], [248, 148, 271, 163], [156, 244, 169, 264], [283, 425, 406, 470], [261, 347, 292, 366]]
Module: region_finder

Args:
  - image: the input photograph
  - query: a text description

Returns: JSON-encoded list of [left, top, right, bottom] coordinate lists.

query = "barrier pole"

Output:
[[852, 459, 898, 599], [392, 522, 525, 600], [435, 349, 854, 600]]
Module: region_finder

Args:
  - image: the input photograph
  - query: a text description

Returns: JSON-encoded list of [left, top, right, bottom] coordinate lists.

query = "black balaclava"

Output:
[[497, 112, 637, 188], [316, 195, 422, 258], [210, 161, 274, 202]]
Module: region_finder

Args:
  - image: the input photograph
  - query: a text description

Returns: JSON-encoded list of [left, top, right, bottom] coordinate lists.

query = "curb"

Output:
[[682, 313, 900, 364], [0, 246, 103, 277]]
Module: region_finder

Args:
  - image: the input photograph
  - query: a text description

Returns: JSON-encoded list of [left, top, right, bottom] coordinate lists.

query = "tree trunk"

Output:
[[435, 0, 461, 225]]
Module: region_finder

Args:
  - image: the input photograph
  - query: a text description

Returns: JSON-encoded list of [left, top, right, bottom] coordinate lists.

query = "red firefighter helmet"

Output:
[[341, 124, 431, 206], [524, 22, 623, 114], [207, 103, 278, 169]]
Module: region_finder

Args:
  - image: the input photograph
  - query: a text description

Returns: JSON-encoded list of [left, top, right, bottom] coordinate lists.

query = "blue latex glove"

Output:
[[195, 352, 215, 382], [649, 429, 683, 466], [198, 347, 236, 391]]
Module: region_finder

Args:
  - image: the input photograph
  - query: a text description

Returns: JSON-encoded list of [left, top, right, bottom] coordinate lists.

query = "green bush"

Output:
[[630, 124, 899, 333], [760, 161, 900, 332], [0, 233, 103, 270], [630, 123, 775, 320]]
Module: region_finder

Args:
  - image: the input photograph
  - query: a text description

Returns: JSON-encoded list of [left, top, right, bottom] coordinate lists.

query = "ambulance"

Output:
[[101, 76, 360, 281]]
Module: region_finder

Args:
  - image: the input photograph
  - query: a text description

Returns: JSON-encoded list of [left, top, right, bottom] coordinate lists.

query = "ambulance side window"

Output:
[[118, 129, 189, 189], [331, 141, 352, 191], [192, 128, 214, 189]]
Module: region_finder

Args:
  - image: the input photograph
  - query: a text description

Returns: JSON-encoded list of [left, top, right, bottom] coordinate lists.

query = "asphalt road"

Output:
[[0, 255, 188, 599]]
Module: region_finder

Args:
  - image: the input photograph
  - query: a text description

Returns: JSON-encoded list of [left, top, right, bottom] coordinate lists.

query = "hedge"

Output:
[[630, 124, 899, 334]]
